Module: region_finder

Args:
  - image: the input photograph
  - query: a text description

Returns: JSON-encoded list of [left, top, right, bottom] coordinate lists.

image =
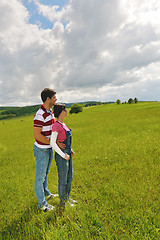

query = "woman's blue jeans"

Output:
[[55, 152, 73, 203], [34, 145, 53, 207]]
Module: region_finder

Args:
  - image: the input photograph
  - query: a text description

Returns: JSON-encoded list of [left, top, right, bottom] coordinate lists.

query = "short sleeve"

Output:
[[34, 113, 44, 128]]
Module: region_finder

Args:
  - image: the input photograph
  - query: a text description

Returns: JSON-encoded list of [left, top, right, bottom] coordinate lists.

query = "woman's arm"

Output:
[[50, 131, 69, 160]]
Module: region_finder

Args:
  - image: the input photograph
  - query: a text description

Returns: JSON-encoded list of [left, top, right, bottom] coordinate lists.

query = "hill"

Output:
[[1, 102, 160, 239], [0, 105, 40, 120]]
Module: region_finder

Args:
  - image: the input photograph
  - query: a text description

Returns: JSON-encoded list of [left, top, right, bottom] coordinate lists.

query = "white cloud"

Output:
[[0, 0, 160, 106], [121, 0, 160, 29], [33, 0, 71, 23]]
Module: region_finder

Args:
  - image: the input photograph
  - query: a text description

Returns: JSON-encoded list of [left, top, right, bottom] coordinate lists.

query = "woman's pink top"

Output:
[[52, 121, 70, 142]]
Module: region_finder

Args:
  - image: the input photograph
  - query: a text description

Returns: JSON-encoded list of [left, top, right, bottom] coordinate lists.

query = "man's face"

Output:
[[50, 94, 57, 107]]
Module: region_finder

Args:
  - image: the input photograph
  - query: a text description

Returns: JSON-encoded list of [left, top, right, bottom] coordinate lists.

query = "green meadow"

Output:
[[0, 102, 160, 239]]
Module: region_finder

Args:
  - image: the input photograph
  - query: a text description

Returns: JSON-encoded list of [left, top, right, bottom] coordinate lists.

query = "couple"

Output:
[[33, 88, 76, 211]]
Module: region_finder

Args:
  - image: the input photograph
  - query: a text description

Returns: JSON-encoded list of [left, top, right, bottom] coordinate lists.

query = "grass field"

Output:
[[0, 102, 160, 239]]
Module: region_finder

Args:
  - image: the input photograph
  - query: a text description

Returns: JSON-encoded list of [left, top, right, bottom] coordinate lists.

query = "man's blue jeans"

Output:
[[55, 152, 73, 203], [34, 145, 53, 207]]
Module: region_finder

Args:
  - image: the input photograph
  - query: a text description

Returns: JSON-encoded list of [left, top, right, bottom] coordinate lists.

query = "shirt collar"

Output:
[[41, 104, 52, 114]]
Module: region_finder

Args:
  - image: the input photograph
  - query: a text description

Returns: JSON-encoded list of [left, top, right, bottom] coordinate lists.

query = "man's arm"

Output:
[[56, 140, 66, 150], [33, 127, 50, 145]]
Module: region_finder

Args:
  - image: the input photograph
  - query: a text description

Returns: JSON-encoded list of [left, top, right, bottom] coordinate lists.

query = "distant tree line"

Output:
[[83, 101, 108, 107], [1, 98, 139, 120], [116, 98, 138, 104], [0, 102, 108, 120]]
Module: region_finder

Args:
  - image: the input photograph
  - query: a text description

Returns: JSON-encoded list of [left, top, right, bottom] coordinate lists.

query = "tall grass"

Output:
[[0, 102, 160, 239]]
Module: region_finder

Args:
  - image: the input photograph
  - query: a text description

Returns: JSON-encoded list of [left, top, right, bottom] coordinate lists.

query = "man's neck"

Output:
[[43, 102, 50, 111]]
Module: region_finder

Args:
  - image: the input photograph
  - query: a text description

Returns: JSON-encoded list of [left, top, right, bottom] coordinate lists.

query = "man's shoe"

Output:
[[41, 203, 55, 212], [47, 193, 59, 199], [67, 198, 77, 207], [68, 198, 77, 204]]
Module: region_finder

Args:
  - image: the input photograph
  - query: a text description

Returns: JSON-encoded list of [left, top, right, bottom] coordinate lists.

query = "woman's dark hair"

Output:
[[41, 88, 56, 102], [54, 104, 66, 118]]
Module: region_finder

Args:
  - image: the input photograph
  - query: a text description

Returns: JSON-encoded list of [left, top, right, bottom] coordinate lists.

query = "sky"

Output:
[[0, 0, 160, 106]]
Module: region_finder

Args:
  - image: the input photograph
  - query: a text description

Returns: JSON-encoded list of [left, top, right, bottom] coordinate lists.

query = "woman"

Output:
[[50, 103, 77, 207]]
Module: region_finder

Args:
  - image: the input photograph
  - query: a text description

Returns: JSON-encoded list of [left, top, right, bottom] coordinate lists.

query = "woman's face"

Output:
[[61, 108, 68, 118]]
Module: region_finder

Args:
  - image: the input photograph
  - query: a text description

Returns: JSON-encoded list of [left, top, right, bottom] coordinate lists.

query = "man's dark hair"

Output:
[[54, 104, 66, 118], [41, 88, 56, 102]]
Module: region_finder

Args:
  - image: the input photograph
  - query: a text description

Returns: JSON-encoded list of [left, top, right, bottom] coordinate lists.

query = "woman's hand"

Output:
[[71, 151, 75, 158], [65, 153, 70, 161]]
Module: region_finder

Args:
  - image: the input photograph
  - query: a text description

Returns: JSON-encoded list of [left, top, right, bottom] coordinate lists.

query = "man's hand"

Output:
[[71, 151, 75, 158], [56, 140, 66, 150]]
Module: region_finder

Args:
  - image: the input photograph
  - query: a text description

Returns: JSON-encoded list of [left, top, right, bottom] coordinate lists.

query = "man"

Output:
[[33, 88, 58, 211]]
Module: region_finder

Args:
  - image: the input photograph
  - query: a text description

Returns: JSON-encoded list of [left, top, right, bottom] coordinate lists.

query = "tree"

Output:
[[97, 101, 102, 105], [134, 97, 138, 103], [116, 99, 121, 104], [70, 103, 83, 114], [128, 98, 134, 104]]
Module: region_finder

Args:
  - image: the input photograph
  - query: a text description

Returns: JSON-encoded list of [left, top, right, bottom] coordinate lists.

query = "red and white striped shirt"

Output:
[[34, 104, 55, 149]]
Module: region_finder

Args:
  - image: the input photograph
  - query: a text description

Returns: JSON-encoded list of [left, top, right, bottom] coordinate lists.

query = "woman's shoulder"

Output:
[[63, 123, 70, 131], [52, 121, 63, 131], [54, 121, 60, 126]]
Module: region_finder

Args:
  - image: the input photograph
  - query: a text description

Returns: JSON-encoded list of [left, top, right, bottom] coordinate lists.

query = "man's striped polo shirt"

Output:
[[34, 104, 55, 149]]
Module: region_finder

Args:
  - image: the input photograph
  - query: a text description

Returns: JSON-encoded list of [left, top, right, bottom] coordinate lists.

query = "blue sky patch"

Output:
[[22, 0, 69, 29], [38, 0, 69, 10]]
